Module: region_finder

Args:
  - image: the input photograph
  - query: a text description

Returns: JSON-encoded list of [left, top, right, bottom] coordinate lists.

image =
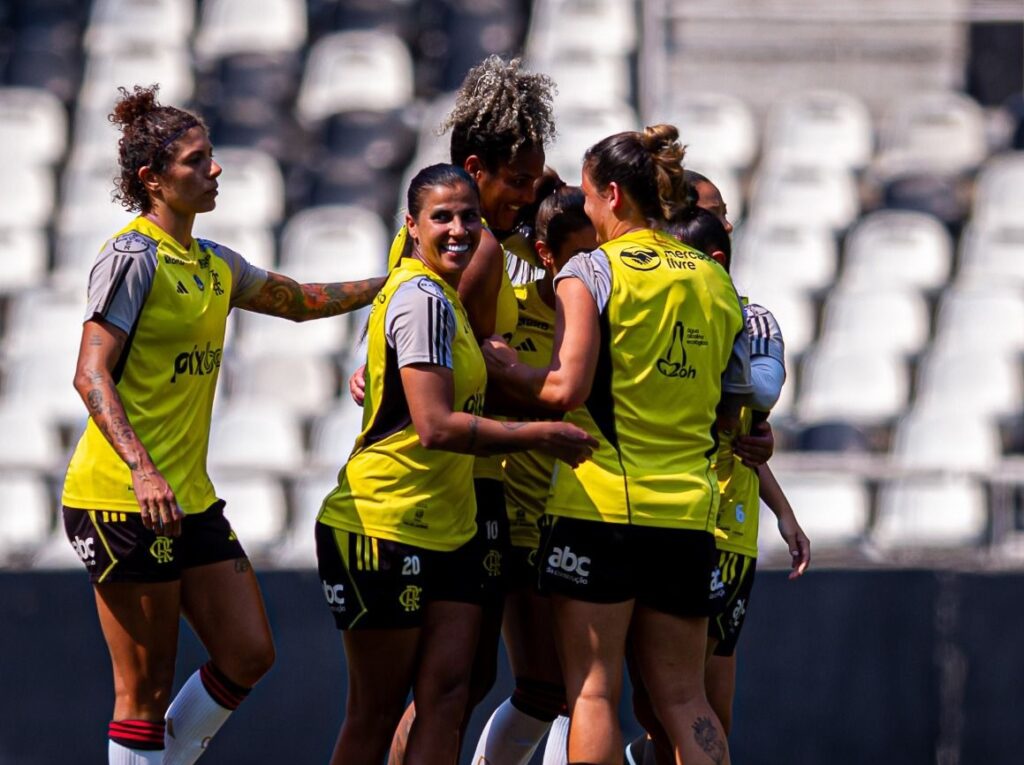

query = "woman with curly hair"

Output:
[[60, 85, 385, 765]]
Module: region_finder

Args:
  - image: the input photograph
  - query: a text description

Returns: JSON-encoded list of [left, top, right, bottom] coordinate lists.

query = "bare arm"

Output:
[[400, 363, 596, 465], [483, 277, 601, 411], [758, 463, 810, 579], [236, 272, 386, 322], [73, 320, 182, 535], [457, 229, 504, 341]]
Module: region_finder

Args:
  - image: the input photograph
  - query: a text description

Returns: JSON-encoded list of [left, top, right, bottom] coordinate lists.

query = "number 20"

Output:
[[402, 556, 421, 575]]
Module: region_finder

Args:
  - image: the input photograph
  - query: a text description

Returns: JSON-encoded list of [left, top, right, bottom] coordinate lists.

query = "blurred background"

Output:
[[2, 0, 1024, 763]]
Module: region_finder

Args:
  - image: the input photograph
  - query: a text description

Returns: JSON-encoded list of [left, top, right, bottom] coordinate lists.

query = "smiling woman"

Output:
[[59, 84, 387, 765]]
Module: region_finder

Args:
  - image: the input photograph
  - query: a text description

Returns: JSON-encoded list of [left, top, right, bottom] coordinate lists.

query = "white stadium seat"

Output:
[[657, 92, 757, 173], [758, 470, 870, 553], [0, 473, 53, 565], [841, 210, 952, 291], [2, 289, 85, 361], [875, 90, 987, 176], [873, 476, 988, 549], [225, 355, 339, 417], [915, 347, 1022, 419], [817, 287, 931, 357], [232, 309, 349, 361], [932, 286, 1024, 354], [200, 147, 285, 228], [274, 470, 339, 567], [545, 102, 640, 181], [731, 221, 837, 294], [526, 0, 637, 60], [763, 89, 873, 171], [297, 31, 414, 122], [0, 228, 48, 294], [957, 223, 1024, 287], [1, 355, 84, 425], [748, 160, 860, 232], [195, 0, 307, 59], [0, 165, 55, 229], [308, 402, 365, 470], [279, 204, 390, 282], [973, 152, 1024, 228], [891, 409, 1001, 473], [208, 402, 305, 473], [0, 407, 63, 473], [86, 0, 195, 52], [77, 46, 193, 114], [0, 87, 68, 166], [206, 472, 288, 556], [797, 348, 909, 426], [192, 225, 277, 271], [545, 49, 632, 111]]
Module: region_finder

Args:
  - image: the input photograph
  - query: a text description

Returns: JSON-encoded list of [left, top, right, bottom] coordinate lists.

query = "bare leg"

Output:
[[551, 595, 633, 765], [95, 581, 182, 721], [704, 655, 737, 736]]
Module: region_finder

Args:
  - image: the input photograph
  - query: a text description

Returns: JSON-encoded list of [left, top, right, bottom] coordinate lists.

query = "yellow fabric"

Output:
[[318, 258, 486, 551], [62, 217, 231, 514], [547, 229, 745, 530], [503, 281, 557, 549], [713, 406, 760, 557]]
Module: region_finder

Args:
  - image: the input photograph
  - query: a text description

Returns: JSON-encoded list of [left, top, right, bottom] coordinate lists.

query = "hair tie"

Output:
[[159, 118, 199, 150]]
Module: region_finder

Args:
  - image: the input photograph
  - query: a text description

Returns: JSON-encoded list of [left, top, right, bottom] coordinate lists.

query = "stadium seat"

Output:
[[77, 45, 193, 114], [0, 407, 63, 473], [192, 225, 277, 271], [526, 0, 637, 60], [545, 102, 641, 181], [762, 89, 873, 171], [274, 469, 338, 567], [232, 309, 349, 361], [742, 285, 815, 359], [658, 92, 758, 173], [840, 210, 953, 292], [0, 473, 53, 566], [914, 346, 1022, 419], [890, 409, 1002, 473], [797, 348, 909, 426], [875, 91, 988, 176], [0, 228, 48, 294], [205, 472, 289, 557], [308, 402, 365, 470], [1, 353, 84, 424], [878, 171, 970, 228], [957, 223, 1024, 287], [2, 289, 84, 361], [321, 109, 417, 174], [433, 0, 526, 93], [748, 160, 860, 232], [817, 287, 931, 356], [279, 204, 389, 282], [85, 0, 195, 52], [873, 476, 988, 549], [194, 0, 308, 60], [794, 422, 872, 453], [296, 30, 414, 123], [225, 354, 339, 417], [972, 151, 1024, 228], [0, 87, 68, 167], [0, 165, 55, 229], [199, 147, 285, 228], [203, 51, 303, 107], [6, 38, 82, 105], [731, 221, 838, 294], [932, 285, 1024, 354], [544, 49, 632, 110], [207, 401, 305, 473], [757, 470, 870, 553]]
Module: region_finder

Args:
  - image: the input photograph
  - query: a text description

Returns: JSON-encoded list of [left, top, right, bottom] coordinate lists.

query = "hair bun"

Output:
[[641, 124, 680, 154]]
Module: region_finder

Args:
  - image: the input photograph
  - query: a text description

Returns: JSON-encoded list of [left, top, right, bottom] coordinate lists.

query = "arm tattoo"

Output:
[[692, 716, 726, 765], [234, 558, 252, 573], [244, 273, 385, 321]]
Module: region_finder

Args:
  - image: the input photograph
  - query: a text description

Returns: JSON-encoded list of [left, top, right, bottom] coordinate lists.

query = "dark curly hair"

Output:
[[441, 55, 556, 171], [109, 84, 206, 213]]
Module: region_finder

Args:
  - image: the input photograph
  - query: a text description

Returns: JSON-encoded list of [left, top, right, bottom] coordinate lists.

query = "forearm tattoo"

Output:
[[692, 716, 726, 765], [245, 273, 385, 321]]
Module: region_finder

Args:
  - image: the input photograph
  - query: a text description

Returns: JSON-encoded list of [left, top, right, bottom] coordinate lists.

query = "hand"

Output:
[[481, 336, 518, 372], [131, 463, 183, 537], [735, 420, 774, 467], [349, 364, 366, 407], [538, 422, 599, 468], [777, 511, 810, 580]]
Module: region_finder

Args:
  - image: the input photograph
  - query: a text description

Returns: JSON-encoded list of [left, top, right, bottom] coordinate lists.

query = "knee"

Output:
[[115, 661, 176, 713], [222, 638, 276, 688], [512, 677, 566, 722]]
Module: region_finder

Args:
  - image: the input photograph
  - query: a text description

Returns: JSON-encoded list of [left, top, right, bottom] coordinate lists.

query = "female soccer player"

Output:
[[471, 185, 597, 764], [484, 125, 750, 765], [61, 85, 387, 765], [315, 164, 596, 765]]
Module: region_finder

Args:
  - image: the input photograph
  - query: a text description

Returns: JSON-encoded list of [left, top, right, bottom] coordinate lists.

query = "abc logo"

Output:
[[547, 545, 590, 577], [322, 580, 345, 607], [72, 535, 95, 562]]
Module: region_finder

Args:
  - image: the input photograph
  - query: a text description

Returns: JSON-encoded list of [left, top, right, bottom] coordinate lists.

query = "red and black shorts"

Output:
[[538, 516, 717, 618], [708, 550, 757, 657], [315, 521, 485, 630], [62, 500, 245, 584]]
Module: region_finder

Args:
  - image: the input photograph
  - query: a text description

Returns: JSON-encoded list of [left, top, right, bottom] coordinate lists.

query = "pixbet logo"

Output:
[[72, 535, 95, 562], [547, 545, 590, 577], [170, 341, 223, 383], [322, 581, 346, 610]]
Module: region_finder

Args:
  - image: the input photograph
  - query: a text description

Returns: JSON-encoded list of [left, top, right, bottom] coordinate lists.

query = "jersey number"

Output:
[[402, 556, 421, 576], [485, 520, 499, 540]]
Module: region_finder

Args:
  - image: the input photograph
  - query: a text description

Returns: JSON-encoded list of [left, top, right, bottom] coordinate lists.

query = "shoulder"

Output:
[[108, 229, 158, 257], [745, 302, 783, 336]]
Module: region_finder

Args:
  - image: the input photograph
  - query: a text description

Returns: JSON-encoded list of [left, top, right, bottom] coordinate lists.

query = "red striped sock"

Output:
[[199, 661, 251, 711], [108, 719, 165, 751]]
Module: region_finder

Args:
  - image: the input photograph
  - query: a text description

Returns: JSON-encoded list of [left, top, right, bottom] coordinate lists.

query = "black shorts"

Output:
[[708, 550, 757, 657], [474, 478, 511, 605], [506, 543, 540, 591], [62, 501, 245, 584], [538, 516, 716, 618], [315, 522, 484, 630]]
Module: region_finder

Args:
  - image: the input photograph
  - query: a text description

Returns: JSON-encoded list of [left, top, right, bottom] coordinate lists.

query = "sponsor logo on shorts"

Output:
[[546, 545, 591, 584], [72, 535, 95, 564], [710, 566, 725, 600], [322, 581, 346, 613], [729, 598, 747, 631], [149, 537, 174, 564], [399, 585, 422, 612], [170, 341, 223, 383], [483, 549, 502, 577]]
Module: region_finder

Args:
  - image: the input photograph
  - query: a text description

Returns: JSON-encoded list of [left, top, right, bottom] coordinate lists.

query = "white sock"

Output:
[[541, 715, 570, 765], [162, 670, 234, 765], [471, 698, 553, 765], [108, 740, 162, 764]]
